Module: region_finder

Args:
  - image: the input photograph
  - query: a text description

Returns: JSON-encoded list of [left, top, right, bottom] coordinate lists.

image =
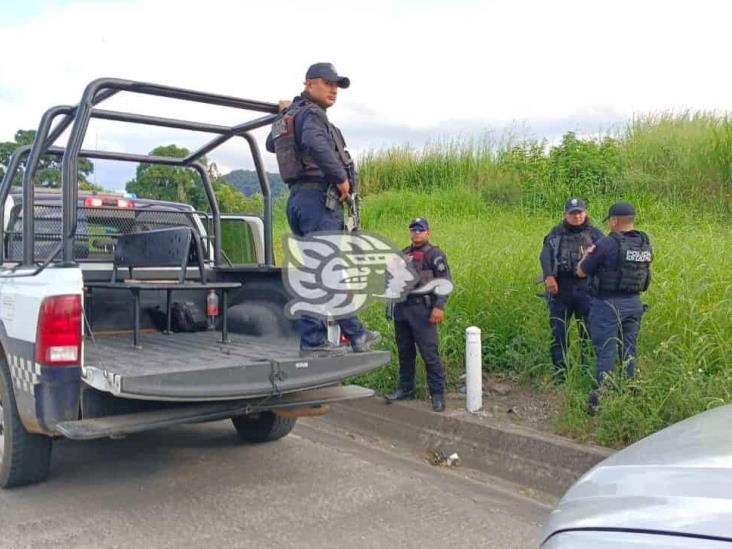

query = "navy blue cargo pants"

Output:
[[548, 277, 592, 375], [394, 298, 445, 397], [286, 188, 365, 349], [589, 296, 645, 386]]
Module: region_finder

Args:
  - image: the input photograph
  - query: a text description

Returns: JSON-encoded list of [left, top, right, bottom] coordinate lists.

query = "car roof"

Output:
[[542, 404, 732, 544]]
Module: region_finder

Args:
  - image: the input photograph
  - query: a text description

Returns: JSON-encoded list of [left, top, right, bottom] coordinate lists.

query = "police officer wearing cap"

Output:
[[539, 198, 604, 382], [577, 202, 653, 408], [385, 218, 452, 412], [267, 63, 380, 357]]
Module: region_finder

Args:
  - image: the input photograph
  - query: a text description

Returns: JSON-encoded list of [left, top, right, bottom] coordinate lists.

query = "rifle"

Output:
[[345, 163, 361, 232], [534, 273, 551, 302], [385, 299, 395, 321]]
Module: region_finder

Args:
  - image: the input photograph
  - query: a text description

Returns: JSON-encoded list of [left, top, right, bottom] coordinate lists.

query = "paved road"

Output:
[[1, 418, 550, 548]]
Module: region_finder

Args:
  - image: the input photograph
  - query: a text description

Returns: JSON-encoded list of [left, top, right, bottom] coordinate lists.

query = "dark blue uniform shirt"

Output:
[[581, 230, 644, 299], [266, 94, 348, 185]]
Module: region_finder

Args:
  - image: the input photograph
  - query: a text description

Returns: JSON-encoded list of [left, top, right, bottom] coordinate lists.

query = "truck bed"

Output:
[[83, 331, 389, 401]]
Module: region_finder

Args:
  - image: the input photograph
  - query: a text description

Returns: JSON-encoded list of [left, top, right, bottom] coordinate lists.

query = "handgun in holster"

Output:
[[324, 185, 340, 211]]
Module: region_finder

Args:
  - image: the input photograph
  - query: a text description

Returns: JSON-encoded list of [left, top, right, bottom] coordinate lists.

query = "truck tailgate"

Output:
[[83, 331, 389, 401]]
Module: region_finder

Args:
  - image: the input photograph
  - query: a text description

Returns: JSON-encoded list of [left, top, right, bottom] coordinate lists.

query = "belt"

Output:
[[557, 273, 586, 281], [404, 294, 432, 306], [288, 182, 328, 191]]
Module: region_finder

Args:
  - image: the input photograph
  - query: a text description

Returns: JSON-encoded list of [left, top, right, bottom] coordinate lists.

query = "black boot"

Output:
[[587, 390, 599, 415], [431, 394, 446, 413], [384, 388, 415, 404], [299, 341, 348, 358], [352, 330, 382, 353], [552, 365, 566, 385]]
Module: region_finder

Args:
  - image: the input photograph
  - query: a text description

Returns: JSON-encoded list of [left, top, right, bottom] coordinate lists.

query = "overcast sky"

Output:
[[1, 0, 730, 190]]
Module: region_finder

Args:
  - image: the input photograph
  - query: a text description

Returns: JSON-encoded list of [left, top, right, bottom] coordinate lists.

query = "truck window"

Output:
[[220, 218, 257, 264]]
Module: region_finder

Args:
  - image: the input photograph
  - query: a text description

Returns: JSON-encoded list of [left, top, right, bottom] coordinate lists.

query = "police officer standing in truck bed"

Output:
[[267, 63, 380, 358]]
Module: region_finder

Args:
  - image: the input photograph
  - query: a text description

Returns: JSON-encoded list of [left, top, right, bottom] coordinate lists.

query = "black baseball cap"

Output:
[[603, 201, 636, 221], [305, 63, 350, 88], [409, 217, 430, 231], [564, 198, 587, 213]]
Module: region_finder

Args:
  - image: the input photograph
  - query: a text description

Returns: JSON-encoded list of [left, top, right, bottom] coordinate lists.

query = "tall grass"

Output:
[[344, 112, 732, 448], [360, 112, 732, 216]]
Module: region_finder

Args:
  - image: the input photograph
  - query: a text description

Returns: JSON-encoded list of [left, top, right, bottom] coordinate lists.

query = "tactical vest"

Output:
[[595, 231, 653, 294], [556, 227, 594, 275], [270, 98, 353, 183], [404, 243, 435, 288]]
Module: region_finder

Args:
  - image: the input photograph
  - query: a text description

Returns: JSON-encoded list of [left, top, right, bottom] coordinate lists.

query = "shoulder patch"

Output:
[[433, 254, 447, 272]]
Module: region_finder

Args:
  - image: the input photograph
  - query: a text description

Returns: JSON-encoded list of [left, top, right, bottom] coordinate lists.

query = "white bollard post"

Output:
[[327, 319, 341, 345], [465, 326, 482, 413]]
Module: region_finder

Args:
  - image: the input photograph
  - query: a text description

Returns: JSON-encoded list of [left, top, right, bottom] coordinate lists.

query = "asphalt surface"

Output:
[[1, 417, 550, 548]]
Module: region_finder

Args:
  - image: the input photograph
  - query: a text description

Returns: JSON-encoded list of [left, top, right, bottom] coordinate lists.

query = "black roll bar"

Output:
[[22, 105, 75, 264], [4, 77, 279, 270], [182, 114, 278, 164], [243, 133, 274, 266], [0, 145, 31, 264]]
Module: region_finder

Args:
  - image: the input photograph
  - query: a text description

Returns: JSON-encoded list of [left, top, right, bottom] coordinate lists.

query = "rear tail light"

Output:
[[83, 197, 135, 208], [36, 295, 81, 366], [84, 197, 103, 207]]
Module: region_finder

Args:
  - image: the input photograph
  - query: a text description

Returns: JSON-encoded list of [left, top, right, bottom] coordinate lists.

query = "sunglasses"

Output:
[[410, 228, 427, 233]]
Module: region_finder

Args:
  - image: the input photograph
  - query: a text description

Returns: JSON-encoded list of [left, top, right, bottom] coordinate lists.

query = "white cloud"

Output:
[[2, 0, 731, 187]]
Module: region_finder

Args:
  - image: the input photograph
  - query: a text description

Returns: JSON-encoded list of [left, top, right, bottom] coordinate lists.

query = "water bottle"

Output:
[[207, 289, 219, 330]]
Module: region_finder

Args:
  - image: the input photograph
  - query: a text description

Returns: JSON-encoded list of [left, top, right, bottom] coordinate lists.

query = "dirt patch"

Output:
[[445, 373, 563, 434]]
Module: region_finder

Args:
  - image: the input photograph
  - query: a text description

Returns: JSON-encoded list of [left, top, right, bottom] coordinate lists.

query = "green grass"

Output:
[[270, 112, 732, 448], [359, 190, 732, 448]]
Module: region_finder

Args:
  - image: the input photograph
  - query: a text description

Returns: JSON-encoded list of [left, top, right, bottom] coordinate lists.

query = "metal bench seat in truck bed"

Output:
[[83, 331, 390, 401]]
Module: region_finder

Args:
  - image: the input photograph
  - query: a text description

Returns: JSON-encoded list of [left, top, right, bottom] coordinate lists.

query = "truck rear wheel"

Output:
[[231, 411, 296, 443], [0, 357, 52, 488]]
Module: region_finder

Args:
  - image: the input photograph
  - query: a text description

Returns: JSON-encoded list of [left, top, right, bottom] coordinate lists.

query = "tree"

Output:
[[125, 145, 205, 208], [0, 129, 98, 190], [213, 179, 263, 214], [126, 144, 257, 213]]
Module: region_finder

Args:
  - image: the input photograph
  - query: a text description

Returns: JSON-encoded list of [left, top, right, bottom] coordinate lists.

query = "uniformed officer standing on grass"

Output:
[[267, 63, 380, 358], [385, 218, 452, 412], [577, 202, 653, 409], [539, 198, 604, 383]]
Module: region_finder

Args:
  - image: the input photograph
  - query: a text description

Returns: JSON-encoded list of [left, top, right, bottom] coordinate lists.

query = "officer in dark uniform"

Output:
[[539, 198, 604, 382], [266, 62, 380, 357], [577, 202, 652, 408], [385, 218, 452, 412]]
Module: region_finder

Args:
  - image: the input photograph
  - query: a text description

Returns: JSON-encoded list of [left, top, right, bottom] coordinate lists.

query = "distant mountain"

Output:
[[222, 169, 286, 197]]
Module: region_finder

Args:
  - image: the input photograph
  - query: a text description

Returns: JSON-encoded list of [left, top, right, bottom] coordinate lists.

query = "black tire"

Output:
[[231, 412, 296, 443], [0, 356, 52, 488]]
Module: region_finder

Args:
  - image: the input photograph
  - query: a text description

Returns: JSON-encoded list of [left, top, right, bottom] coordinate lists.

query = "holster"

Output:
[[324, 185, 339, 211]]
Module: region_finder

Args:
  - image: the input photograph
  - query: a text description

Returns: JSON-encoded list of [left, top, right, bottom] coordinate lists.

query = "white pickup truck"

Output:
[[0, 78, 389, 488]]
